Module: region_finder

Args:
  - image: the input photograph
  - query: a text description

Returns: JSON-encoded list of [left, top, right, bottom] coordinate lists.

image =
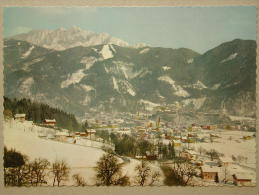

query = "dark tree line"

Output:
[[96, 130, 176, 160], [4, 96, 82, 131]]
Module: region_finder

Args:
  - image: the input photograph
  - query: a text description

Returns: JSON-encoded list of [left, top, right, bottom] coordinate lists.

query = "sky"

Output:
[[3, 6, 256, 53]]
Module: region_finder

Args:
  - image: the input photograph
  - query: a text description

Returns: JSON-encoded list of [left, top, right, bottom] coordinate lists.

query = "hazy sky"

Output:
[[4, 6, 256, 53]]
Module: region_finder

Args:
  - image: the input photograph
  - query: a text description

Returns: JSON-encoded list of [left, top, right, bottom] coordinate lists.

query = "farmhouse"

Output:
[[201, 166, 220, 182], [219, 156, 233, 166], [14, 113, 26, 122], [232, 173, 252, 186], [180, 150, 198, 160], [44, 119, 56, 127]]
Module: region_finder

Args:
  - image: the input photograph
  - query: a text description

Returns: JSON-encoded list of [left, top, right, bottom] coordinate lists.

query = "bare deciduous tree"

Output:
[[72, 173, 86, 186], [28, 158, 50, 186], [51, 160, 70, 186], [95, 153, 129, 186], [206, 149, 220, 161], [135, 161, 151, 186], [150, 171, 161, 186], [170, 158, 197, 186]]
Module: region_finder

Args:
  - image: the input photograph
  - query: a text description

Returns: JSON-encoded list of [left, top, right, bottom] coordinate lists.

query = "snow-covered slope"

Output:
[[4, 120, 105, 185], [10, 26, 130, 50], [4, 119, 164, 186]]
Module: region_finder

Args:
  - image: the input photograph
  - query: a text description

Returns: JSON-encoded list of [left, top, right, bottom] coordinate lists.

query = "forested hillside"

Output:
[[3, 97, 82, 131]]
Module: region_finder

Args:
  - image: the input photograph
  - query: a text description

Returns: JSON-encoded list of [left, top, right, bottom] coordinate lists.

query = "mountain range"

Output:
[[4, 27, 256, 122]]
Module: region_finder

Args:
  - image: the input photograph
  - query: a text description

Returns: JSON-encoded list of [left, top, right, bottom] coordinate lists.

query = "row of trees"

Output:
[[4, 147, 163, 186], [96, 131, 176, 160], [4, 97, 82, 131], [4, 147, 70, 186]]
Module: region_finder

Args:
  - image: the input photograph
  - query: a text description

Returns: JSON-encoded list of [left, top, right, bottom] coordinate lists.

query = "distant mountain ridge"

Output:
[[8, 27, 148, 50], [3, 34, 256, 122]]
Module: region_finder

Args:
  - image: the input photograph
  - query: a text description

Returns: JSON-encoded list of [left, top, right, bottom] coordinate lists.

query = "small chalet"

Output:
[[87, 129, 96, 135], [44, 119, 56, 127], [14, 113, 26, 122], [219, 156, 233, 166], [201, 166, 219, 182], [232, 173, 252, 186], [180, 150, 198, 160]]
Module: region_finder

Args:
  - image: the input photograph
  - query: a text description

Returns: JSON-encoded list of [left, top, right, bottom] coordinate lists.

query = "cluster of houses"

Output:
[[14, 113, 98, 142], [14, 112, 255, 186], [177, 149, 254, 186]]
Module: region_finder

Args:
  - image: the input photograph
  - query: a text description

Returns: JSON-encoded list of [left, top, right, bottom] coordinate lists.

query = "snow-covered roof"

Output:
[[233, 172, 253, 180], [15, 114, 26, 118], [201, 165, 220, 173], [44, 119, 56, 123], [219, 156, 233, 163], [56, 131, 69, 136], [87, 129, 96, 133]]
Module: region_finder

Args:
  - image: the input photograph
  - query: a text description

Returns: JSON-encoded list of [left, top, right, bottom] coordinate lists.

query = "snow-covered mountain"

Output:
[[3, 38, 256, 120], [8, 26, 131, 50]]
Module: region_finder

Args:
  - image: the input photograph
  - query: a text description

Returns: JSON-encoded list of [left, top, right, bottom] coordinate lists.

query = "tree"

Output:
[[4, 147, 27, 186], [72, 173, 86, 186], [135, 161, 151, 186], [150, 171, 161, 186], [27, 158, 50, 186], [95, 153, 125, 186], [168, 143, 175, 159], [161, 158, 197, 186], [206, 149, 219, 161], [82, 120, 89, 131], [4, 109, 13, 120], [51, 160, 70, 186]]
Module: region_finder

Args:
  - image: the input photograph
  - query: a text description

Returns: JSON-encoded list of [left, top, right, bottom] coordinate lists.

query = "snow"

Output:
[[137, 70, 152, 78], [22, 45, 34, 58], [22, 57, 45, 71], [80, 84, 94, 92], [211, 83, 221, 90], [122, 158, 164, 185], [81, 95, 91, 105], [184, 80, 207, 90], [4, 120, 105, 185], [126, 84, 136, 96], [19, 77, 34, 95], [187, 58, 193, 64], [158, 76, 190, 97], [139, 48, 150, 54], [221, 53, 238, 63], [192, 129, 256, 169], [193, 80, 207, 90], [228, 115, 255, 122], [112, 77, 119, 91], [162, 66, 171, 71], [80, 56, 97, 70], [100, 44, 114, 59], [181, 97, 206, 110], [61, 69, 86, 88], [13, 27, 129, 51], [4, 120, 164, 186], [139, 99, 160, 111], [110, 44, 116, 53], [112, 61, 135, 79]]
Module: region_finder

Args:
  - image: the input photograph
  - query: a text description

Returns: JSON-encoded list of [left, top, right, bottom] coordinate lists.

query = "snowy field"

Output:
[[3, 120, 163, 186], [191, 129, 256, 169], [4, 120, 106, 185]]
